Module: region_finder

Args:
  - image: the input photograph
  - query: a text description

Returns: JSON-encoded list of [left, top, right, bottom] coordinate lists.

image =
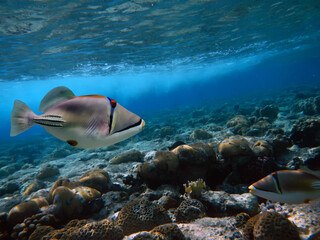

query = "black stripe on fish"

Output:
[[107, 97, 117, 133], [114, 119, 142, 134], [44, 114, 62, 118], [34, 115, 65, 127], [271, 172, 282, 194]]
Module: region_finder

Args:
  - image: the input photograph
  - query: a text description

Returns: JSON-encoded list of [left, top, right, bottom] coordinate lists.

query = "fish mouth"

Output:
[[248, 185, 256, 194], [142, 120, 145, 130]]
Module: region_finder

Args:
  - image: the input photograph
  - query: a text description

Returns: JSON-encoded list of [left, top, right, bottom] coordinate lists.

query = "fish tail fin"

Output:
[[10, 100, 36, 136]]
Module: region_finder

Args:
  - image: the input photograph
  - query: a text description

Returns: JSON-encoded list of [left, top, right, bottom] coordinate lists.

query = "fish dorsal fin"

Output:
[[39, 86, 75, 113]]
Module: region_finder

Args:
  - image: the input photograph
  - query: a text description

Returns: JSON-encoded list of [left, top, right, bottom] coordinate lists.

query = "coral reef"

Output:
[[42, 219, 124, 240], [183, 178, 206, 198], [116, 198, 172, 235], [1, 86, 320, 239], [290, 118, 320, 148], [242, 212, 301, 240], [174, 199, 206, 222], [7, 198, 48, 226], [78, 169, 111, 193], [226, 115, 250, 135]]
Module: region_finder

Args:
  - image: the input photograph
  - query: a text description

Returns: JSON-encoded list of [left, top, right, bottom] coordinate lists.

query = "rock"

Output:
[[290, 118, 320, 148], [0, 182, 19, 196], [294, 96, 320, 115], [0, 168, 9, 179], [110, 150, 145, 164], [50, 148, 71, 159], [36, 164, 59, 180], [159, 126, 175, 138], [168, 141, 185, 151], [189, 129, 213, 140], [200, 191, 259, 217], [273, 203, 320, 240], [256, 105, 279, 122], [22, 180, 47, 196], [174, 199, 207, 223], [178, 216, 242, 240]]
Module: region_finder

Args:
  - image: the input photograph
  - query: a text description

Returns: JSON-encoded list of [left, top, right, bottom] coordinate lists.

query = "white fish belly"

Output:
[[43, 123, 143, 148], [254, 188, 320, 204]]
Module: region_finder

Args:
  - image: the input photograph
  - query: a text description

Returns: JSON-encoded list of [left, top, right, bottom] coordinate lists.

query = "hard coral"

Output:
[[151, 223, 185, 240], [79, 169, 110, 193], [10, 212, 59, 240], [290, 118, 320, 148], [110, 149, 145, 164], [138, 143, 217, 189], [116, 198, 171, 235], [252, 140, 273, 157], [218, 136, 254, 171], [183, 178, 206, 198], [7, 197, 48, 226], [28, 226, 55, 240], [172, 142, 217, 185], [226, 115, 250, 135], [43, 219, 124, 240], [242, 212, 301, 240], [174, 199, 206, 223], [48, 186, 83, 219], [48, 178, 79, 203], [218, 136, 253, 159], [137, 150, 179, 188]]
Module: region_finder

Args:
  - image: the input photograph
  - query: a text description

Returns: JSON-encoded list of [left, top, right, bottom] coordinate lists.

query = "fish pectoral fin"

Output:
[[86, 117, 109, 136], [34, 114, 66, 127], [312, 181, 320, 190]]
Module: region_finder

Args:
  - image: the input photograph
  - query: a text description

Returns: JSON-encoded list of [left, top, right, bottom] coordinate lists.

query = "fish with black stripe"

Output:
[[249, 170, 320, 204], [10, 86, 145, 148]]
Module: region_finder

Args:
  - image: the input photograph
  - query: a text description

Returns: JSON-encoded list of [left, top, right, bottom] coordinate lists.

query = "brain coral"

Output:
[[49, 186, 83, 219], [116, 198, 172, 236], [242, 212, 301, 240], [78, 169, 110, 193], [137, 150, 179, 188], [7, 197, 48, 226]]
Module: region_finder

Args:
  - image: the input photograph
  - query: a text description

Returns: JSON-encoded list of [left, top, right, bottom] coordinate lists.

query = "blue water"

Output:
[[1, 0, 320, 139]]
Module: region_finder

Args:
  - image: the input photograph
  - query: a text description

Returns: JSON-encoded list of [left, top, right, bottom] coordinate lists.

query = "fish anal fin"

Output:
[[39, 86, 75, 113]]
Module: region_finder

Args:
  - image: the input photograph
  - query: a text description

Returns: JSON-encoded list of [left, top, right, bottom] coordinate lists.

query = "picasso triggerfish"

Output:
[[10, 86, 145, 148]]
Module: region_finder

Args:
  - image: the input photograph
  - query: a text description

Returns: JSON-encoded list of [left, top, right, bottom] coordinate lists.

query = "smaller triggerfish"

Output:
[[10, 86, 145, 148], [249, 170, 320, 204]]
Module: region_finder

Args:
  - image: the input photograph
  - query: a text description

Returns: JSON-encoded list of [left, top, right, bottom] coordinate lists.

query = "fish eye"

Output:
[[110, 99, 117, 108]]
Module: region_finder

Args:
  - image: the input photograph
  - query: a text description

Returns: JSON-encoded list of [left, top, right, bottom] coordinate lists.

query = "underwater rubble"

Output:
[[0, 86, 320, 240]]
